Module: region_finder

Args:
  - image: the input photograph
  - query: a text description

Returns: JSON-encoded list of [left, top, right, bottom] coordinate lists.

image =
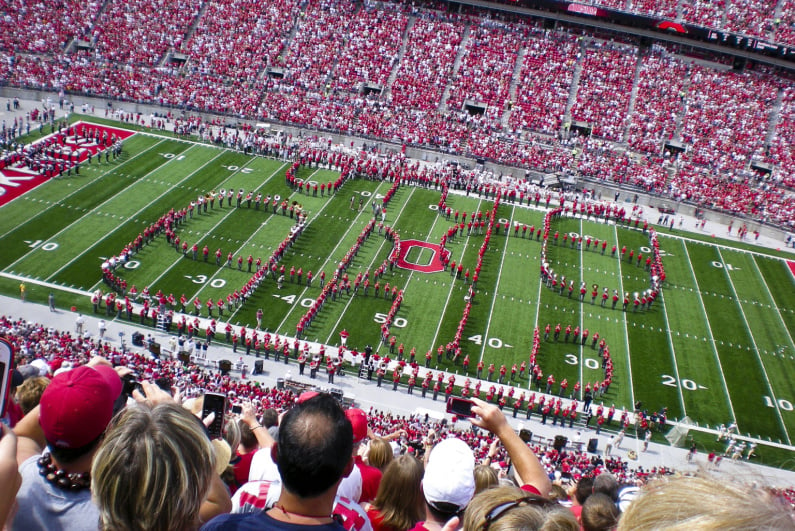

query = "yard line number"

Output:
[[661, 374, 708, 391]]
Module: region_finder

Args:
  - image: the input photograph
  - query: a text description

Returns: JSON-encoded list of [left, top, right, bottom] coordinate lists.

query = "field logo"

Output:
[[0, 122, 134, 207], [392, 239, 446, 273]]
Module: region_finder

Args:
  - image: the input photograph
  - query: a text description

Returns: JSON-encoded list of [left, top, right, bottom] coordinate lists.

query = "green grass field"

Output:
[[3, 122, 795, 468]]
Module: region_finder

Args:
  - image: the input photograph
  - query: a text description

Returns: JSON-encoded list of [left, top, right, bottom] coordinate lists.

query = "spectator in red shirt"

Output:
[[346, 408, 383, 504], [364, 455, 424, 531]]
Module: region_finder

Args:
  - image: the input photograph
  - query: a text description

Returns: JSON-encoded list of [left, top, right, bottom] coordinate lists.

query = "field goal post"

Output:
[[665, 416, 694, 447]]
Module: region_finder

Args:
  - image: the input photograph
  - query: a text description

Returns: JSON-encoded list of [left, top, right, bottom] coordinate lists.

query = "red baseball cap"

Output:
[[345, 408, 368, 444], [297, 390, 320, 403], [39, 365, 122, 449]]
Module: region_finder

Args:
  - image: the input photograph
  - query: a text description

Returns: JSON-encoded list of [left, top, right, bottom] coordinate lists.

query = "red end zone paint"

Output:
[[787, 261, 795, 279], [0, 122, 134, 207], [391, 239, 447, 273]]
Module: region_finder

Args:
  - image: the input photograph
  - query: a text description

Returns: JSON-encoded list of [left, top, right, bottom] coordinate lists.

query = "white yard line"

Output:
[[42, 146, 216, 281], [611, 224, 637, 411], [4, 144, 200, 275], [0, 137, 168, 240], [717, 248, 791, 445], [659, 231, 792, 262], [478, 205, 514, 361], [265, 174, 379, 333], [578, 217, 584, 392], [0, 271, 92, 297], [225, 169, 357, 327], [430, 200, 482, 355], [681, 242, 737, 423], [656, 292, 687, 416], [750, 255, 795, 354], [147, 158, 282, 295], [323, 187, 418, 344]]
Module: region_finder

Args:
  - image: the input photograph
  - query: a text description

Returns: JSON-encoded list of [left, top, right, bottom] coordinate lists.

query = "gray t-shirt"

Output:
[[12, 453, 100, 531]]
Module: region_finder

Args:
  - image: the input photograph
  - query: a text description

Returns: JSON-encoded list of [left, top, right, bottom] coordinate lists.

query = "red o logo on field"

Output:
[[392, 240, 446, 273]]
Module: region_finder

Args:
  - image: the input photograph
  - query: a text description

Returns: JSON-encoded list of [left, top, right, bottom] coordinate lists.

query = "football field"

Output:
[[2, 121, 795, 462]]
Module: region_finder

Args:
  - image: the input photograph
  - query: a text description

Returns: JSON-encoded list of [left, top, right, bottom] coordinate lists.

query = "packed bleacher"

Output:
[[330, 4, 409, 92], [183, 0, 299, 80], [88, 0, 204, 67], [569, 43, 637, 142], [625, 53, 689, 154], [1, 0, 794, 233], [0, 0, 102, 54], [444, 21, 525, 124], [508, 33, 579, 135]]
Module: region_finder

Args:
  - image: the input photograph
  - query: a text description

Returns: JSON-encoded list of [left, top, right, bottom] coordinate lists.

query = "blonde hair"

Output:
[[617, 475, 795, 531], [372, 454, 425, 530], [367, 438, 394, 471], [474, 465, 499, 494], [463, 485, 578, 531], [92, 403, 216, 531], [15, 376, 50, 414], [223, 417, 241, 454]]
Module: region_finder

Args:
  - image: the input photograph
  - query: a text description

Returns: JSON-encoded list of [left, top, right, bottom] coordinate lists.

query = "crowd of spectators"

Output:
[[390, 17, 465, 112], [330, 5, 409, 92], [628, 0, 679, 18], [569, 43, 637, 142], [1, 314, 793, 529], [0, 0, 102, 54], [445, 22, 525, 125], [280, 0, 358, 93], [184, 0, 299, 80], [508, 33, 579, 135], [776, 2, 795, 46], [764, 83, 795, 189], [88, 0, 204, 67], [1, 1, 795, 229], [625, 53, 689, 154], [678, 65, 779, 174]]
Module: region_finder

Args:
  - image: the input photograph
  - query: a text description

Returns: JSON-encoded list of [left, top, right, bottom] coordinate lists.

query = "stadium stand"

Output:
[[1, 3, 794, 224], [2, 0, 795, 526], [508, 32, 578, 135], [0, 0, 102, 54], [569, 42, 638, 142], [625, 52, 689, 155]]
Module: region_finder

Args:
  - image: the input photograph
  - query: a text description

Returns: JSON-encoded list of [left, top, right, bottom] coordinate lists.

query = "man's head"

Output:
[[423, 438, 476, 520], [39, 365, 122, 463], [274, 393, 353, 499], [593, 472, 619, 502]]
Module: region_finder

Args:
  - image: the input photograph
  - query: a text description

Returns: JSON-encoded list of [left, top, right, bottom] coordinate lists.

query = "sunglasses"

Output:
[[482, 495, 559, 530]]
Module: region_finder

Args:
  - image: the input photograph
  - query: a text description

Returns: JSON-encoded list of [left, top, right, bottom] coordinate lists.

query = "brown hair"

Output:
[[581, 493, 619, 531], [372, 455, 425, 530], [92, 403, 215, 531]]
